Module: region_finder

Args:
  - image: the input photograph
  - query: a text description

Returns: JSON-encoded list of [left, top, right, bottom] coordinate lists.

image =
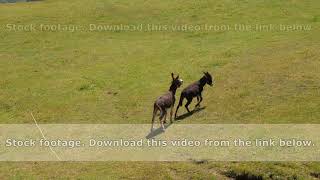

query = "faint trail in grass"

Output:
[[30, 112, 61, 161]]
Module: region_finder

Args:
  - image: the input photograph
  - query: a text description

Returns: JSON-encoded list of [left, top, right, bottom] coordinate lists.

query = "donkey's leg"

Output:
[[195, 94, 203, 108], [195, 96, 200, 107], [185, 97, 193, 113], [159, 108, 165, 121], [175, 105, 180, 119], [160, 110, 167, 131], [170, 106, 174, 123], [175, 94, 185, 119], [163, 111, 167, 124]]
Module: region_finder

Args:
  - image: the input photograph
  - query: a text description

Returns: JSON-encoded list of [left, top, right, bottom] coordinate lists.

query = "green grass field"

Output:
[[1, 0, 320, 179]]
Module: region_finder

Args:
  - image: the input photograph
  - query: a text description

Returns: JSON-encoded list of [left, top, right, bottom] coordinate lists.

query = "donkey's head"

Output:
[[170, 73, 183, 90], [203, 72, 214, 86]]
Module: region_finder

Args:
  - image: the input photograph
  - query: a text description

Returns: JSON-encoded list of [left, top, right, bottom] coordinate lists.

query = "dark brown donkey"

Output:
[[175, 72, 213, 119], [151, 73, 183, 132]]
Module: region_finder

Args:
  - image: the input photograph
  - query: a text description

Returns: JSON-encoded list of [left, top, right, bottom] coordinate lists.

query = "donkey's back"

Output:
[[155, 92, 174, 109], [181, 81, 202, 97]]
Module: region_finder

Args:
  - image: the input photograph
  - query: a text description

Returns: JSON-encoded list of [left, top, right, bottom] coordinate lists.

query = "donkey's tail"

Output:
[[151, 102, 160, 131], [154, 102, 161, 112], [153, 102, 162, 116]]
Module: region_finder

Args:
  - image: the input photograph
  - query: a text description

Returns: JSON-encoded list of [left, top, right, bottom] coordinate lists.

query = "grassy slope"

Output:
[[0, 0, 320, 179]]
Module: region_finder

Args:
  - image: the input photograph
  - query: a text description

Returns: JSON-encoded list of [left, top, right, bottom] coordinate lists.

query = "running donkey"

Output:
[[151, 73, 183, 132], [175, 72, 214, 119]]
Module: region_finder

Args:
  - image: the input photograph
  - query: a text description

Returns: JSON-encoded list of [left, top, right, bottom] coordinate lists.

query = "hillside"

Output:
[[0, 0, 320, 179]]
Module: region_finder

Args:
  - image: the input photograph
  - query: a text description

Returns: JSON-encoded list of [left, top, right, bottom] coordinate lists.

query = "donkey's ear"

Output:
[[171, 73, 175, 80], [176, 75, 180, 79]]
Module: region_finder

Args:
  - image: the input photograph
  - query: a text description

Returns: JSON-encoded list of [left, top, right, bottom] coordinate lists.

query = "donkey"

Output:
[[151, 73, 183, 132], [174, 72, 213, 119]]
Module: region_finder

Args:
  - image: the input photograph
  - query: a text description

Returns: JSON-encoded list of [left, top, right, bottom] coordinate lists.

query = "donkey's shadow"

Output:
[[146, 106, 206, 139], [146, 123, 173, 139], [175, 106, 206, 121]]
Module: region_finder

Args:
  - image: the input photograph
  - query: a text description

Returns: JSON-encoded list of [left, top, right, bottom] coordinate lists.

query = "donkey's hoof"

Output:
[[150, 128, 155, 132]]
